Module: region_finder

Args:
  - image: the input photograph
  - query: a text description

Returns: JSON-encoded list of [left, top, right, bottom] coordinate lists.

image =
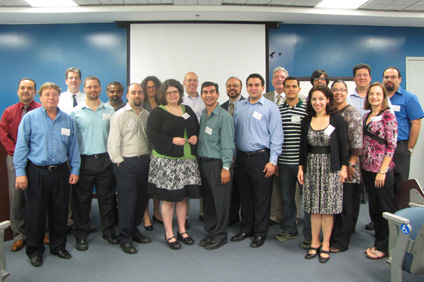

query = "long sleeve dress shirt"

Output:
[[14, 107, 80, 176]]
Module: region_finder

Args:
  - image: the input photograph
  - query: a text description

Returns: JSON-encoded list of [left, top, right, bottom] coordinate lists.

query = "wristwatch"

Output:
[[408, 148, 413, 154], [270, 161, 277, 166], [348, 162, 357, 169], [223, 167, 230, 171]]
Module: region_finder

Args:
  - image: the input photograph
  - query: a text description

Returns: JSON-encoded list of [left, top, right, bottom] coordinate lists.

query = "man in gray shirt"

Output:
[[108, 83, 152, 254]]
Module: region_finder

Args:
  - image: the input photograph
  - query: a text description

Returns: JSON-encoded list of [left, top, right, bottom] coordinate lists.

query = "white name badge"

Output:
[[392, 105, 401, 112], [291, 115, 301, 123], [103, 114, 111, 120], [372, 116, 382, 122], [205, 126, 213, 135], [324, 125, 335, 136], [128, 119, 135, 129], [61, 128, 70, 136], [182, 113, 190, 120], [252, 111, 262, 120]]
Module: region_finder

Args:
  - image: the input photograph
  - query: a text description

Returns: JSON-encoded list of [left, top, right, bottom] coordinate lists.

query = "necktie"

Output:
[[276, 95, 281, 105], [229, 102, 234, 116], [72, 95, 78, 107], [22, 105, 30, 117]]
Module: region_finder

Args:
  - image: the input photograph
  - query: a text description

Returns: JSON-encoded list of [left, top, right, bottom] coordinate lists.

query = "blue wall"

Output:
[[0, 23, 126, 113], [268, 24, 424, 91]]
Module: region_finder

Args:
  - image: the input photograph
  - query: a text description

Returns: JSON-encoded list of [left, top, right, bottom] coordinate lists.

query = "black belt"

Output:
[[397, 140, 408, 144], [81, 153, 108, 159], [199, 157, 220, 162], [309, 146, 331, 154], [29, 161, 67, 172], [239, 148, 269, 157]]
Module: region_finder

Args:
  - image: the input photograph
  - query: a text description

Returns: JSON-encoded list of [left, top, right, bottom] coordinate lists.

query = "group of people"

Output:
[[1, 64, 422, 267]]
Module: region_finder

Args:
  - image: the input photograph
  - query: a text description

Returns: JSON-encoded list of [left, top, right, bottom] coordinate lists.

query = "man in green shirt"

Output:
[[197, 81, 235, 250]]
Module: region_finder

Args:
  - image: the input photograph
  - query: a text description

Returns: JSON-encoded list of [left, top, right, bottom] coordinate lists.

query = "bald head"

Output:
[[183, 72, 199, 97]]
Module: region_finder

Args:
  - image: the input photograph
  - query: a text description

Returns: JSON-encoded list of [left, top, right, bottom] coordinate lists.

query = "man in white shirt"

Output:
[[58, 67, 86, 114]]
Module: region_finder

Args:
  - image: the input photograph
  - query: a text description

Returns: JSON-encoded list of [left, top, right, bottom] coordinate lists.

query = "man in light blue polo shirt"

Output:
[[70, 76, 118, 252], [383, 67, 424, 194], [231, 73, 283, 248]]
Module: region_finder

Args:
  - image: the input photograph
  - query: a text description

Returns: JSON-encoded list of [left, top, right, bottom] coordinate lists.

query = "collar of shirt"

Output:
[[282, 98, 303, 108], [394, 86, 404, 96], [274, 91, 285, 102], [248, 95, 266, 105], [19, 100, 39, 111], [40, 106, 64, 120], [80, 100, 107, 110], [124, 103, 147, 115], [184, 92, 200, 100]]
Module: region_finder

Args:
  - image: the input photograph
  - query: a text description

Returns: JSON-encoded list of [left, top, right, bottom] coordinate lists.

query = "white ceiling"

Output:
[[0, 0, 424, 26]]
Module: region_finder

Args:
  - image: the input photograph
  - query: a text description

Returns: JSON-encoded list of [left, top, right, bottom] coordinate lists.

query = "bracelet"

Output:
[[379, 171, 386, 174], [348, 162, 356, 168], [341, 169, 347, 172]]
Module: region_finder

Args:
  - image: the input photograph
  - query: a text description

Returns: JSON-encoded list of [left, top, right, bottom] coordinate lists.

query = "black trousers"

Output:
[[229, 167, 241, 223], [25, 162, 69, 258], [393, 140, 410, 194], [199, 158, 233, 240], [73, 154, 117, 240], [236, 150, 273, 238], [114, 156, 150, 244], [331, 182, 360, 251], [362, 169, 397, 253], [351, 182, 362, 232]]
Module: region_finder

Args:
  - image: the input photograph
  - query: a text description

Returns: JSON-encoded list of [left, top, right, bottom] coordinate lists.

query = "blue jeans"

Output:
[[278, 164, 299, 236]]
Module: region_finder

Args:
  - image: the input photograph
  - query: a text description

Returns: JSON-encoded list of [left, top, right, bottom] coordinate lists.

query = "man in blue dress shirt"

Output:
[[14, 82, 80, 267], [231, 73, 284, 248], [70, 76, 118, 252], [383, 67, 424, 193]]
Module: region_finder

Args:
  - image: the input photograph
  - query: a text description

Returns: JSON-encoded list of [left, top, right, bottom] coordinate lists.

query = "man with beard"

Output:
[[70, 76, 118, 252], [108, 83, 152, 254], [106, 81, 126, 111], [0, 78, 41, 252], [221, 77, 245, 226], [382, 67, 424, 194]]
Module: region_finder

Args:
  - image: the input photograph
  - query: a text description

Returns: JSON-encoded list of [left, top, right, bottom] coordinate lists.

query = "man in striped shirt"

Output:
[[275, 77, 307, 243]]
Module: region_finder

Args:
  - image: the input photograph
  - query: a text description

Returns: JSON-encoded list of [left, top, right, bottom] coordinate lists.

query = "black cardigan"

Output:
[[299, 114, 349, 173], [147, 105, 199, 158]]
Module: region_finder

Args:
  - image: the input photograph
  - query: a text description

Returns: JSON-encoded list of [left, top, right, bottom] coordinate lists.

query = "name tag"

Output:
[[324, 125, 335, 136], [372, 116, 382, 122], [392, 105, 401, 112], [103, 114, 111, 120], [252, 111, 262, 120], [291, 115, 301, 123], [128, 119, 135, 129], [61, 128, 70, 136], [182, 113, 190, 120], [205, 126, 213, 135]]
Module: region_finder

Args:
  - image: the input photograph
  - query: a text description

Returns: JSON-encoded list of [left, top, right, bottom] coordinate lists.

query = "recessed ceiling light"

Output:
[[25, 0, 79, 7], [316, 0, 368, 9]]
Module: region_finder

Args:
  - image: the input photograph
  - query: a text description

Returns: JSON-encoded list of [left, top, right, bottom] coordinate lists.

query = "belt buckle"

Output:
[[94, 154, 101, 158], [48, 165, 57, 171]]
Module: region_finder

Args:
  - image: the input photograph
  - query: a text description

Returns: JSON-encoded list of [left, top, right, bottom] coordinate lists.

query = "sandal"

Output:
[[366, 249, 387, 260], [305, 246, 321, 259], [319, 248, 330, 263], [365, 247, 376, 255]]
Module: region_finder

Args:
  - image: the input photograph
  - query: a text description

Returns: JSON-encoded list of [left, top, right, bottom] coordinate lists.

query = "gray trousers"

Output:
[[7, 155, 26, 241]]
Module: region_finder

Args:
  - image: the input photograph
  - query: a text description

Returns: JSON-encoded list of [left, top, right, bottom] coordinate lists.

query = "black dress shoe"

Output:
[[133, 234, 151, 244], [153, 215, 164, 225], [250, 236, 265, 248], [204, 238, 227, 250], [199, 236, 212, 247], [230, 232, 253, 242], [75, 239, 88, 251], [53, 249, 72, 259], [165, 235, 181, 250], [305, 246, 320, 259], [319, 249, 330, 263], [365, 221, 375, 230], [102, 234, 120, 245], [144, 224, 153, 231], [30, 256, 43, 267], [120, 243, 137, 254], [177, 231, 194, 245]]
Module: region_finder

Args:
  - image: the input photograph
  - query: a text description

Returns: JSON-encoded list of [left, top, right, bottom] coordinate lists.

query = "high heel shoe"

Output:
[[165, 235, 181, 250], [177, 231, 194, 245], [153, 216, 164, 225], [305, 246, 321, 259], [319, 248, 330, 263], [144, 224, 153, 231]]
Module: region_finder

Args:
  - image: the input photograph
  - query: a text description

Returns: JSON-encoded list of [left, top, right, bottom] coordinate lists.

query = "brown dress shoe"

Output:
[[44, 234, 50, 245], [11, 240, 25, 252]]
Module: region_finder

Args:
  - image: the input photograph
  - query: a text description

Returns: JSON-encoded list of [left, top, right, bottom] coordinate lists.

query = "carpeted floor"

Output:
[[3, 199, 423, 282]]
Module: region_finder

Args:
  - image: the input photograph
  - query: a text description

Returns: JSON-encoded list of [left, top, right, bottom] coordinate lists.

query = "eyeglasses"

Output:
[[273, 75, 286, 80], [355, 74, 369, 78], [166, 90, 179, 96], [383, 75, 398, 80], [146, 86, 156, 90], [84, 85, 100, 90], [226, 84, 240, 88], [313, 77, 326, 81], [332, 88, 347, 93]]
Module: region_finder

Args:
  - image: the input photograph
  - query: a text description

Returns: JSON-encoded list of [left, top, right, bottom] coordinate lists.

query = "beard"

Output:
[[384, 82, 395, 92]]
